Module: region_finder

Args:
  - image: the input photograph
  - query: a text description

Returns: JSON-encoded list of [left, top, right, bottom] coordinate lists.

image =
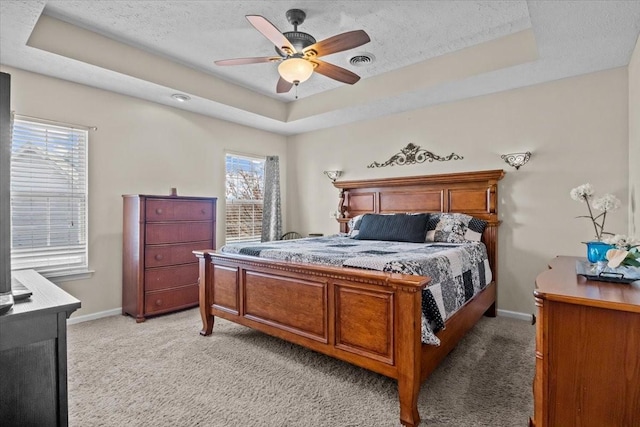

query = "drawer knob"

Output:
[[155, 208, 163, 215], [155, 299, 163, 306], [154, 254, 163, 261], [201, 209, 206, 214]]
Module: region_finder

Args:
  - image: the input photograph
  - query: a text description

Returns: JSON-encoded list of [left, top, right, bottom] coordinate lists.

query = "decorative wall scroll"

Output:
[[367, 143, 463, 168]]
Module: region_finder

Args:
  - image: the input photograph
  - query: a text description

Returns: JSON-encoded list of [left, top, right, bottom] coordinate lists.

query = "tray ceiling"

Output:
[[1, 1, 639, 135]]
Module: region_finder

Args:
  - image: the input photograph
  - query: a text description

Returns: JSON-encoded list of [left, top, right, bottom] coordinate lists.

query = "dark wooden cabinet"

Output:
[[0, 270, 81, 427], [122, 195, 216, 322], [532, 256, 640, 427]]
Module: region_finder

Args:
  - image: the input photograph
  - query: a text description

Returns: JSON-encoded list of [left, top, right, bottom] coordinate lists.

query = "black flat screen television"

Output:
[[0, 71, 14, 314]]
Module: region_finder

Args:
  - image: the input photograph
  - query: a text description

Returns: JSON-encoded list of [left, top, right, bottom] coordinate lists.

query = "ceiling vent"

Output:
[[349, 53, 375, 67]]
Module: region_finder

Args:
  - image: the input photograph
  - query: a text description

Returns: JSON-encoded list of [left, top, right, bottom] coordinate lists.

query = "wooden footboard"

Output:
[[195, 250, 496, 427], [195, 250, 430, 425]]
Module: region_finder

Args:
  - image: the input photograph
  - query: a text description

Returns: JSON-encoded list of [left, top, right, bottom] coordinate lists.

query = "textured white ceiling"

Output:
[[43, 0, 532, 98], [1, 1, 639, 135]]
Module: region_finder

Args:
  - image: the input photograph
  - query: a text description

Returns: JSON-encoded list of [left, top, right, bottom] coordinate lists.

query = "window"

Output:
[[225, 153, 264, 243], [10, 117, 89, 278]]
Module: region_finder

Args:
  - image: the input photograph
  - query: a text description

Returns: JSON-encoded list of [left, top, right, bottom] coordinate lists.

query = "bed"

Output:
[[194, 169, 504, 427]]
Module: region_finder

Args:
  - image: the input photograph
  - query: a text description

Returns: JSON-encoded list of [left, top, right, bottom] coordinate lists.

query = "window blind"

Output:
[[225, 153, 264, 243], [10, 118, 88, 276]]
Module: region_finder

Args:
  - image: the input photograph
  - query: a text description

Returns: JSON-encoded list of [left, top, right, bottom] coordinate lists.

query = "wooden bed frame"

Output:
[[194, 169, 504, 427]]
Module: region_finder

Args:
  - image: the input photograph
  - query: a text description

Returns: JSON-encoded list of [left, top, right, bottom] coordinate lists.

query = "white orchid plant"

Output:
[[570, 183, 621, 241], [604, 234, 640, 268]]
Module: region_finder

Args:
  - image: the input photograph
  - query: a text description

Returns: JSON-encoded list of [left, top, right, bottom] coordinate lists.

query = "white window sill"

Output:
[[41, 269, 95, 284]]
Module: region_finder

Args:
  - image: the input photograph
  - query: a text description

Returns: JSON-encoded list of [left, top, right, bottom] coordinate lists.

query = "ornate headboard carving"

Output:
[[332, 169, 505, 273]]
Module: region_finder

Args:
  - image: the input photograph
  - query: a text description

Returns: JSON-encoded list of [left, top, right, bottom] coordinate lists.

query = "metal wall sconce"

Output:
[[501, 152, 531, 170], [323, 170, 342, 182]]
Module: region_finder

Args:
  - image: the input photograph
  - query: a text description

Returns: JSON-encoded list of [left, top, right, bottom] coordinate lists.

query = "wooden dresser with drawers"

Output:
[[122, 194, 216, 322], [531, 256, 640, 427]]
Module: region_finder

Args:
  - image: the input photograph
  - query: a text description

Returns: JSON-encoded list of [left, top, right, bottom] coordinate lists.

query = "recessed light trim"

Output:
[[171, 94, 191, 102]]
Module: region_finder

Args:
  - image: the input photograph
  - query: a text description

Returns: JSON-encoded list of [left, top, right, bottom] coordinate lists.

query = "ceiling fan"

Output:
[[215, 9, 371, 95]]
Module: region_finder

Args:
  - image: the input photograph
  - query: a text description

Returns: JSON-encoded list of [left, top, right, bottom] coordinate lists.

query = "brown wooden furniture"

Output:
[[195, 169, 504, 427], [123, 194, 216, 322], [532, 256, 640, 427], [0, 270, 81, 426]]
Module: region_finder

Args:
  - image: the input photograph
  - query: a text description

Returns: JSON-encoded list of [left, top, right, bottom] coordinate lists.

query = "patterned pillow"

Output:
[[425, 213, 487, 243], [346, 214, 364, 238]]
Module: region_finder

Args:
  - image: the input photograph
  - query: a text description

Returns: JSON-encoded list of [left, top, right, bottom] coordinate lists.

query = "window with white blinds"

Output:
[[225, 153, 264, 243], [10, 117, 89, 277]]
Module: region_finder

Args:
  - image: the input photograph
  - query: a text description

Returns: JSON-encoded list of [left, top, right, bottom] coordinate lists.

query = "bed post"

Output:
[[338, 188, 346, 218], [396, 286, 423, 427], [194, 250, 215, 336], [483, 175, 501, 318], [482, 222, 498, 317]]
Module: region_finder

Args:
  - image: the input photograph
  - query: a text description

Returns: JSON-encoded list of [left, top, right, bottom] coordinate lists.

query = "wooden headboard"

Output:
[[332, 169, 505, 274]]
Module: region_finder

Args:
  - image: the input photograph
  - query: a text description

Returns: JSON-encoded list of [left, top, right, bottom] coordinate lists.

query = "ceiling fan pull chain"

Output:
[[295, 83, 299, 99]]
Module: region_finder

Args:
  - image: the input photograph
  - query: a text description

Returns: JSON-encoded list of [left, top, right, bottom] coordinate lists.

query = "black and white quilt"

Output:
[[221, 236, 492, 346]]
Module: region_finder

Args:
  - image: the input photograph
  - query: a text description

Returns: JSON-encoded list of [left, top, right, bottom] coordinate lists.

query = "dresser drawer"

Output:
[[144, 263, 199, 292], [146, 199, 213, 222], [146, 222, 212, 244], [145, 240, 211, 268], [145, 284, 199, 315]]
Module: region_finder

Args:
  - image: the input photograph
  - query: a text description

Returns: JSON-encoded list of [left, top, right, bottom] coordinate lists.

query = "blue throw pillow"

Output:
[[354, 213, 429, 243]]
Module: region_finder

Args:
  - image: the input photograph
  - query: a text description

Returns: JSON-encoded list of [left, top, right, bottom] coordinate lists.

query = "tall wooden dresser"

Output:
[[122, 195, 216, 322], [532, 256, 640, 427]]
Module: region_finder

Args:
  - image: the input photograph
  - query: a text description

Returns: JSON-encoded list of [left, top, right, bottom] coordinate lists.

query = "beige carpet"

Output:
[[67, 308, 534, 427]]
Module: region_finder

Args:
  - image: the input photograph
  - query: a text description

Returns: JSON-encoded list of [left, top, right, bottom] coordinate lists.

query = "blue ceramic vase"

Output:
[[585, 241, 613, 263]]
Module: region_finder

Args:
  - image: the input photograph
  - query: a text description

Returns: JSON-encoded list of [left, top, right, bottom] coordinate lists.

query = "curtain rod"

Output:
[[12, 112, 97, 131]]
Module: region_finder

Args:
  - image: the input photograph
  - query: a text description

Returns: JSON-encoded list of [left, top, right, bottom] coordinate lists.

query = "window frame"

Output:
[[10, 115, 92, 282], [224, 152, 265, 244]]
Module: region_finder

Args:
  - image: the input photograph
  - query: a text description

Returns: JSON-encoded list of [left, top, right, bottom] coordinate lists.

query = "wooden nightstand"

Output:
[[531, 256, 640, 427]]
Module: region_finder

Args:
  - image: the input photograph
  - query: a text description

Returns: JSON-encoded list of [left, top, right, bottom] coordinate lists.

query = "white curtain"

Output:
[[261, 155, 282, 242]]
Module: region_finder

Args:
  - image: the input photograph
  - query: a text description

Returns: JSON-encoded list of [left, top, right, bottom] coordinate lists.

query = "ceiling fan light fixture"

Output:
[[219, 10, 370, 94], [278, 58, 314, 84]]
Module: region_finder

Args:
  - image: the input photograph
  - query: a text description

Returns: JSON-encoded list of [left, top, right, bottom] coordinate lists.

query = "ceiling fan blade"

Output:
[[276, 77, 293, 93], [246, 15, 296, 53], [304, 30, 370, 58], [312, 59, 361, 85], [215, 57, 281, 66]]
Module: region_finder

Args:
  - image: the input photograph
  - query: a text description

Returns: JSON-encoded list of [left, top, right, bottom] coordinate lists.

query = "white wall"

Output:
[[287, 68, 629, 315], [629, 34, 640, 236], [2, 66, 288, 318]]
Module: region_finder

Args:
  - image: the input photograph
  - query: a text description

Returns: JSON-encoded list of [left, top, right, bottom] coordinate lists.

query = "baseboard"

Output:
[[497, 309, 532, 322], [68, 307, 532, 324], [68, 307, 531, 324], [67, 308, 121, 325]]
